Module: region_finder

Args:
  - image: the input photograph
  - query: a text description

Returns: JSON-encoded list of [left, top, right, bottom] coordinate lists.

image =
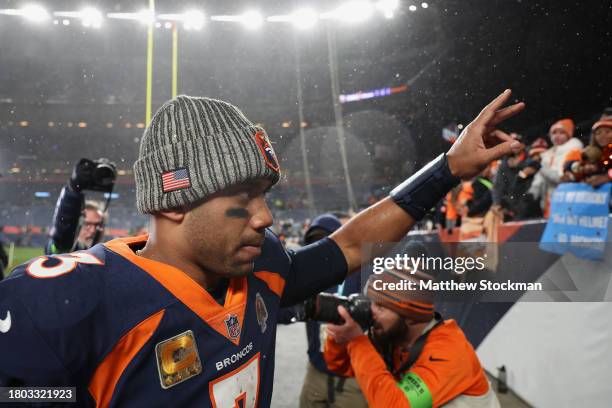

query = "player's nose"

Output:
[[250, 196, 273, 231]]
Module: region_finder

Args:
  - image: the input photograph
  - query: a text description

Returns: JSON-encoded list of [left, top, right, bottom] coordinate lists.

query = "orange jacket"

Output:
[[445, 183, 474, 221], [564, 148, 582, 165], [324, 320, 492, 407]]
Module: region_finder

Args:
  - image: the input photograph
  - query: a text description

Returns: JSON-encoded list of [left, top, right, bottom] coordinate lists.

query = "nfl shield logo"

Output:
[[255, 292, 268, 334], [224, 314, 241, 340], [254, 130, 280, 173]]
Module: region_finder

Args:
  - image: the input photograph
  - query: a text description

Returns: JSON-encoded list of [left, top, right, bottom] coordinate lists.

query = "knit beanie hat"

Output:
[[591, 112, 612, 133], [549, 118, 575, 139], [365, 268, 435, 322], [134, 96, 281, 214]]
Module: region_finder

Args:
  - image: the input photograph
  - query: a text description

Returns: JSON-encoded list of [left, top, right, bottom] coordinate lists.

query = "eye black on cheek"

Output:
[[225, 208, 249, 218]]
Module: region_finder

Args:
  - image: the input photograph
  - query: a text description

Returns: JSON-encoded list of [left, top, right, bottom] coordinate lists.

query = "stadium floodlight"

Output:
[[107, 9, 155, 25], [212, 11, 263, 28], [376, 0, 399, 19], [20, 5, 49, 22], [158, 10, 206, 30], [241, 10, 263, 29], [322, 1, 374, 23], [210, 14, 238, 22], [268, 8, 318, 29], [408, 5, 418, 12], [54, 7, 103, 28], [183, 10, 205, 30], [80, 7, 103, 28], [157, 14, 180, 20], [266, 14, 290, 23], [291, 8, 318, 29], [136, 9, 155, 25], [421, 2, 429, 8]]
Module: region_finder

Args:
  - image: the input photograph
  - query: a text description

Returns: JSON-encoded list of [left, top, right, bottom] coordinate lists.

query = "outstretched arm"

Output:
[[46, 185, 84, 255], [331, 89, 525, 273]]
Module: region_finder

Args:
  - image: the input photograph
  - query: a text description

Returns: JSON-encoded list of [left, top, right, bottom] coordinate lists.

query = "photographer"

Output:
[[323, 268, 499, 408], [45, 158, 116, 255]]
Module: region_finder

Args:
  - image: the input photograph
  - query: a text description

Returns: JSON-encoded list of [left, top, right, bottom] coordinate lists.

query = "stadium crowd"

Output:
[[429, 110, 612, 242]]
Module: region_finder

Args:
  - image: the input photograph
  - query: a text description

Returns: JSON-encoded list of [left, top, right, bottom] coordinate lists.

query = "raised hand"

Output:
[[447, 89, 525, 179]]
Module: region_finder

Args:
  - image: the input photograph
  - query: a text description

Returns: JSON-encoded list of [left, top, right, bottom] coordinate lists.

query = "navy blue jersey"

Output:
[[0, 230, 347, 407]]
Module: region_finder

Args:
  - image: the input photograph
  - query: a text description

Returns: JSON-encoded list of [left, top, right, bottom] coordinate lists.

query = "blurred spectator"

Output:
[[466, 166, 494, 218], [46, 200, 106, 255], [459, 166, 494, 241], [494, 138, 548, 220], [563, 111, 612, 188], [529, 118, 583, 216], [492, 133, 526, 220], [510, 138, 549, 219], [443, 182, 473, 231], [518, 137, 548, 179]]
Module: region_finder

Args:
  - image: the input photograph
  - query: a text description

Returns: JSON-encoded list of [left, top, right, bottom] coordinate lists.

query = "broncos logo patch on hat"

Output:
[[254, 131, 280, 173]]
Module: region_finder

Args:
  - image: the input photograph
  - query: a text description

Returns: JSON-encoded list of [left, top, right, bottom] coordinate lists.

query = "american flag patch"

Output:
[[161, 168, 191, 193]]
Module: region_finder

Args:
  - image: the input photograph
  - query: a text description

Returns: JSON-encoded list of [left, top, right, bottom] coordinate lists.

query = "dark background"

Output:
[[0, 0, 610, 214]]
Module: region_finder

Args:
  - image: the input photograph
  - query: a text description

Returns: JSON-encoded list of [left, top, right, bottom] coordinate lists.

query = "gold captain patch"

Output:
[[155, 330, 202, 389]]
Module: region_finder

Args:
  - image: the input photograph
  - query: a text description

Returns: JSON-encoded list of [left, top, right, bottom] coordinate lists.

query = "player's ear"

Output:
[[157, 209, 186, 223]]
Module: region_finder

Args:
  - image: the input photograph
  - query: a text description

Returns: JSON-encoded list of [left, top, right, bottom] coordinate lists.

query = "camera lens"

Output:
[[314, 293, 350, 325], [93, 162, 117, 189], [305, 293, 373, 330], [347, 294, 373, 329]]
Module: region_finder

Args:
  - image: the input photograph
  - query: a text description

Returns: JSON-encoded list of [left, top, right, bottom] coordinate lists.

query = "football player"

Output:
[[0, 91, 523, 407]]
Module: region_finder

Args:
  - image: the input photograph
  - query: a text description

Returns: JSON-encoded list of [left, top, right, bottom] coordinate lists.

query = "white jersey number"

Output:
[[210, 353, 260, 408], [26, 252, 104, 279]]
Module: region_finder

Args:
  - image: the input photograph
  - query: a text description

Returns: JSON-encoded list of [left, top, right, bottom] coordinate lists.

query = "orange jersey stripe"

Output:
[[89, 309, 165, 408], [253, 271, 286, 298], [104, 237, 247, 346]]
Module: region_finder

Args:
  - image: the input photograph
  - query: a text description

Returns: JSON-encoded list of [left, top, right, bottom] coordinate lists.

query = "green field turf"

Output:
[[6, 246, 44, 274]]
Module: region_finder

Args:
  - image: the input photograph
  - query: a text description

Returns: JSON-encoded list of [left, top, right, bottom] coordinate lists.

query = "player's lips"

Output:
[[240, 245, 262, 256], [239, 239, 264, 258], [238, 235, 264, 259]]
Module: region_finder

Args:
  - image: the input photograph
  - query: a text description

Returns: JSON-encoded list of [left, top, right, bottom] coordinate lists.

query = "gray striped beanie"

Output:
[[134, 95, 281, 214]]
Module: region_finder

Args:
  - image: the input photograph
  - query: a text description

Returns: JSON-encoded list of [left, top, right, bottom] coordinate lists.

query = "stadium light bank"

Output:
[[0, 0, 421, 30]]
